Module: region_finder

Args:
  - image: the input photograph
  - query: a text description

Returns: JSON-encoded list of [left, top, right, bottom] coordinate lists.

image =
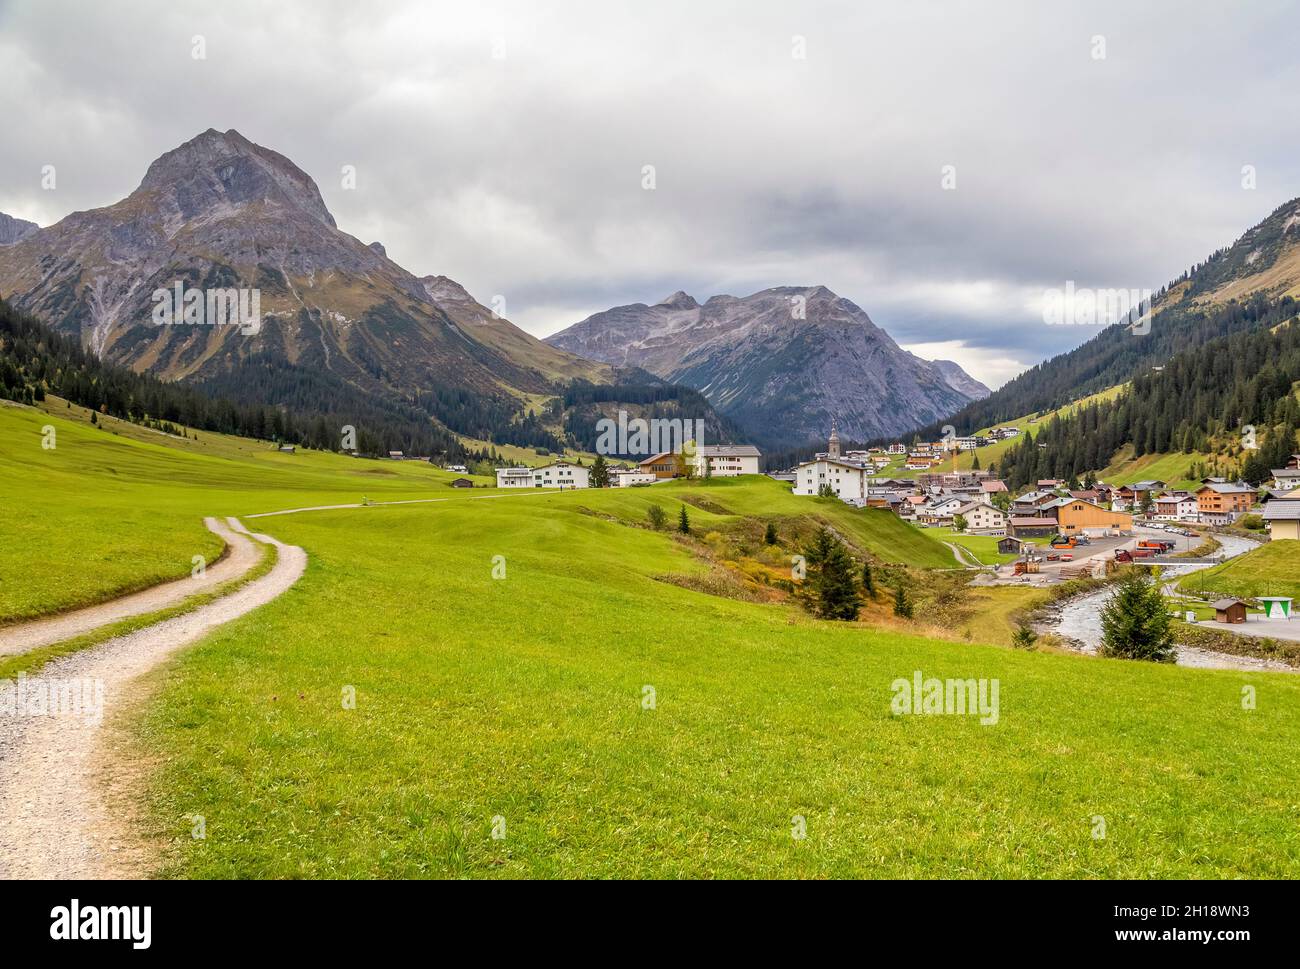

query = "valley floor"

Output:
[[2, 399, 1299, 878]]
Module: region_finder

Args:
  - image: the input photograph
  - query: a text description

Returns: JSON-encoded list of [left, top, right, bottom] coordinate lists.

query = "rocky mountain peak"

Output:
[[657, 290, 699, 310], [420, 274, 476, 305], [545, 284, 990, 445], [0, 212, 40, 246], [137, 128, 336, 229]]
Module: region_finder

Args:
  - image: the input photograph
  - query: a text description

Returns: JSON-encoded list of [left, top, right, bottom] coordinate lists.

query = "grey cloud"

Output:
[[1, 0, 1297, 388]]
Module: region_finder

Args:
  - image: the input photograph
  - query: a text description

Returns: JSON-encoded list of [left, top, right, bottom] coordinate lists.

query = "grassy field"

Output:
[[0, 397, 492, 623], [5, 398, 1300, 877], [923, 526, 1018, 565], [132, 493, 1300, 878], [1175, 540, 1300, 601]]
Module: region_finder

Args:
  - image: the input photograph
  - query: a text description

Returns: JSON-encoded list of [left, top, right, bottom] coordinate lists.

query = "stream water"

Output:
[[1042, 533, 1291, 671]]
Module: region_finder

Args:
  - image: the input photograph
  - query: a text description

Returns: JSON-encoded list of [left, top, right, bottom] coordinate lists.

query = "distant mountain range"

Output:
[[0, 129, 726, 454], [545, 286, 989, 447]]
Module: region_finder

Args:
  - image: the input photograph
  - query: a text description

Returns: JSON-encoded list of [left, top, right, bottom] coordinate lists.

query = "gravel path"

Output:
[[0, 517, 259, 657], [0, 518, 306, 879], [941, 541, 983, 569]]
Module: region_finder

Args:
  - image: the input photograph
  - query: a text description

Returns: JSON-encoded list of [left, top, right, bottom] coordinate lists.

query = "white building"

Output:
[[496, 461, 590, 489], [612, 469, 657, 487], [794, 457, 870, 504], [691, 444, 762, 477], [1152, 494, 1198, 523], [952, 501, 1007, 534], [887, 443, 907, 455]]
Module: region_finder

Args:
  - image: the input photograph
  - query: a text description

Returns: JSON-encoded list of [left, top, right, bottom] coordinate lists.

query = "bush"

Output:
[[1011, 620, 1038, 650], [646, 504, 667, 529]]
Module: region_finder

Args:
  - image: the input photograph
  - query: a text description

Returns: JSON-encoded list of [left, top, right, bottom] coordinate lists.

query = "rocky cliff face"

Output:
[[0, 129, 608, 401], [0, 213, 39, 246], [546, 286, 989, 445]]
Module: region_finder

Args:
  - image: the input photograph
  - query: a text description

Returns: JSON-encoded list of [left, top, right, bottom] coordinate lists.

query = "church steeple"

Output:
[[828, 418, 841, 458]]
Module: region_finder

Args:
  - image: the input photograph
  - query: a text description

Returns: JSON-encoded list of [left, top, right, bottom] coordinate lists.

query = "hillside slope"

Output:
[[939, 198, 1300, 435], [3, 395, 1297, 877]]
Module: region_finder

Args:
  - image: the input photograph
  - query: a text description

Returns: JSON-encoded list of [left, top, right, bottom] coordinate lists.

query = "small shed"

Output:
[[997, 536, 1026, 555], [1211, 598, 1248, 624], [450, 477, 474, 488], [277, 445, 296, 453], [1258, 597, 1294, 621]]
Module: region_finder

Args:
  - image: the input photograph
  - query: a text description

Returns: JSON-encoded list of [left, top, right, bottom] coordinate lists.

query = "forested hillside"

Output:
[[0, 297, 474, 458], [932, 198, 1300, 437], [993, 310, 1300, 489]]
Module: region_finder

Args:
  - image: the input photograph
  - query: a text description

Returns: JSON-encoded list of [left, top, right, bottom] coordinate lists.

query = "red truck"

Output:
[[1138, 539, 1174, 551]]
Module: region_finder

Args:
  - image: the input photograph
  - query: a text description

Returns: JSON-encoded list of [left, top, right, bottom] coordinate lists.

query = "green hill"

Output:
[[3, 397, 1300, 877], [1176, 540, 1300, 601]]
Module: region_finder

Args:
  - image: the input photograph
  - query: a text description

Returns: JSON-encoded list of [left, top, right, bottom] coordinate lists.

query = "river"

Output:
[[1041, 532, 1292, 672]]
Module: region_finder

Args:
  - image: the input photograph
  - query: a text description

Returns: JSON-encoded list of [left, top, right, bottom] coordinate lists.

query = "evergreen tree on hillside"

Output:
[[1100, 569, 1175, 662], [861, 562, 876, 598], [764, 522, 778, 545], [802, 527, 861, 621], [1011, 620, 1038, 650], [893, 581, 913, 619], [678, 505, 691, 534], [590, 454, 610, 488]]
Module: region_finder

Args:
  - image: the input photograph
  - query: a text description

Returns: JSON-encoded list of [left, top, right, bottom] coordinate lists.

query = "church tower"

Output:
[[828, 418, 841, 459]]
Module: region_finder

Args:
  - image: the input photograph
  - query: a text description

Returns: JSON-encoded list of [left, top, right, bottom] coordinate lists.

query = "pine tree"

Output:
[[764, 522, 777, 545], [590, 454, 610, 488], [802, 527, 860, 620], [1011, 620, 1037, 650], [1100, 568, 1175, 662], [678, 505, 690, 534], [861, 562, 875, 598], [893, 582, 912, 619]]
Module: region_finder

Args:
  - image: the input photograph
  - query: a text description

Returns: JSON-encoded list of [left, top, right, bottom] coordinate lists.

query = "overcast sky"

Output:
[[2, 0, 1298, 387]]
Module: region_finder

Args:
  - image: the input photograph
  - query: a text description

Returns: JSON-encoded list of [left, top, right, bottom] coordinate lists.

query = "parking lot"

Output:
[[996, 525, 1204, 582]]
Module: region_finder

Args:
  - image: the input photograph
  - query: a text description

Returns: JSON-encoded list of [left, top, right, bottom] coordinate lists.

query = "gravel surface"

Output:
[[0, 518, 305, 879], [0, 517, 259, 657]]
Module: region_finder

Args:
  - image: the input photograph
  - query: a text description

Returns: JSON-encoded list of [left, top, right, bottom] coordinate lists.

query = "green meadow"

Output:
[[4, 398, 1300, 877], [1176, 540, 1300, 601]]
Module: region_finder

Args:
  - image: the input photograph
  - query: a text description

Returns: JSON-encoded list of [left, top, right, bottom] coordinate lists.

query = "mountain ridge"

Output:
[[0, 129, 641, 452], [545, 285, 989, 447]]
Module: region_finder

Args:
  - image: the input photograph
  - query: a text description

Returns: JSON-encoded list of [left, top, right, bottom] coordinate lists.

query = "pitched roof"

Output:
[[639, 452, 675, 466], [1263, 501, 1300, 520], [1199, 482, 1255, 495], [1010, 517, 1057, 526], [1211, 598, 1248, 611]]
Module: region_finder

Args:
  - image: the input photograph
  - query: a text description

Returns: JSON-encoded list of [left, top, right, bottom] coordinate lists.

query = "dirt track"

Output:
[[0, 517, 260, 657], [0, 517, 305, 879]]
